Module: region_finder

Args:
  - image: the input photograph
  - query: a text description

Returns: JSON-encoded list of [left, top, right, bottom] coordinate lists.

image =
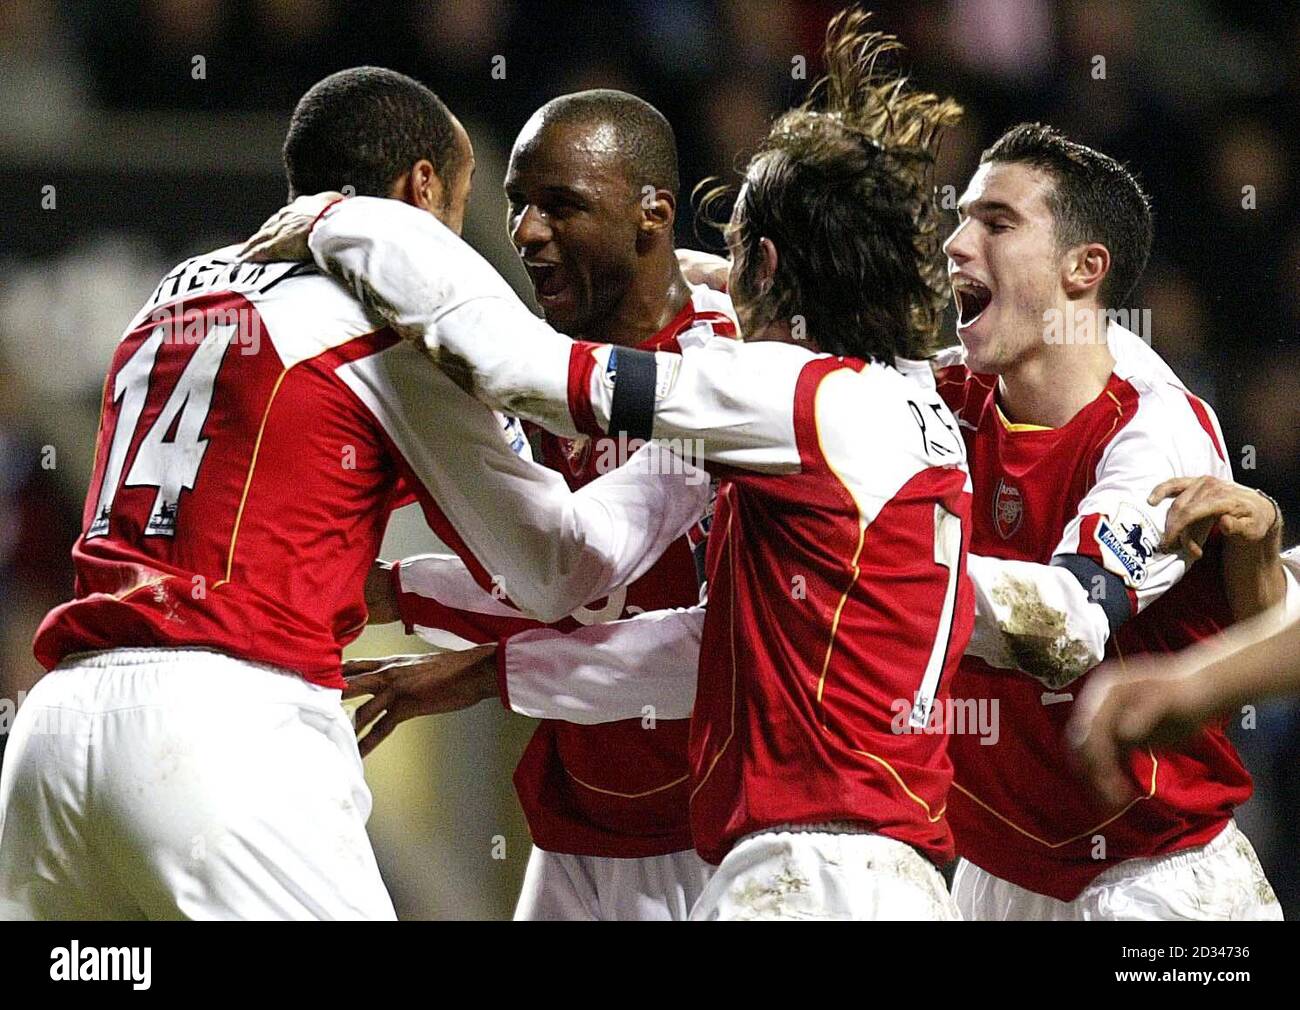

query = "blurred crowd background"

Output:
[[1, 0, 1297, 919]]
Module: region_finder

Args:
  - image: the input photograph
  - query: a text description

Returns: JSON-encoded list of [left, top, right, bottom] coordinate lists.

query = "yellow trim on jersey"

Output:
[[565, 768, 690, 799], [215, 367, 290, 587], [995, 403, 1053, 432], [848, 745, 947, 823], [957, 386, 1144, 850], [1082, 389, 1126, 474], [951, 747, 1159, 849], [815, 520, 866, 709], [813, 365, 870, 715], [691, 511, 736, 802], [811, 364, 947, 824]]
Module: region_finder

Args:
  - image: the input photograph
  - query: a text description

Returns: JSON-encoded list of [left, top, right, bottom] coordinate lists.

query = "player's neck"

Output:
[[583, 256, 693, 348], [998, 337, 1116, 430]]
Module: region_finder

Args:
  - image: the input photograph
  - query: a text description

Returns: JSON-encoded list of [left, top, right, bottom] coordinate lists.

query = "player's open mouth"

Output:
[[953, 276, 993, 327], [526, 261, 570, 304]]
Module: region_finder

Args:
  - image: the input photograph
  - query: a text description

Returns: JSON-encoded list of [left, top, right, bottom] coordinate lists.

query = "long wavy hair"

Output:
[[700, 7, 962, 362]]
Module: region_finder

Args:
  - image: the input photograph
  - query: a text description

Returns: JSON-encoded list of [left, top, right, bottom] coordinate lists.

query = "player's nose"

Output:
[[942, 219, 974, 265], [511, 204, 552, 251]]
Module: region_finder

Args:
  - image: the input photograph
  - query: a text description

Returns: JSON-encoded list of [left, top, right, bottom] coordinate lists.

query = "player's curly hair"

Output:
[[700, 7, 961, 362]]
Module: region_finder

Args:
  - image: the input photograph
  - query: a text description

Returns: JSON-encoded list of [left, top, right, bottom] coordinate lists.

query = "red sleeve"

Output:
[[566, 342, 603, 438]]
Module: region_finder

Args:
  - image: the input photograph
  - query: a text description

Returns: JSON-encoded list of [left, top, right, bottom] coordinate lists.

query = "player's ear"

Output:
[[757, 237, 778, 292], [637, 186, 676, 236], [390, 159, 447, 216], [1063, 241, 1110, 300]]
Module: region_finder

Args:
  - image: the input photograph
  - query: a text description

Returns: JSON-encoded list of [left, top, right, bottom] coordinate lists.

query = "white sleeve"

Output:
[[1281, 547, 1300, 623], [336, 331, 708, 625], [309, 196, 805, 473], [501, 606, 704, 724], [965, 382, 1231, 687], [392, 553, 703, 723], [397, 553, 521, 620], [963, 554, 1111, 687], [1053, 382, 1232, 614], [392, 552, 542, 650]]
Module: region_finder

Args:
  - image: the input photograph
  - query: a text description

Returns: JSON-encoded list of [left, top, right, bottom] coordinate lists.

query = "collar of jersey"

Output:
[[995, 402, 1055, 433], [636, 297, 698, 352]]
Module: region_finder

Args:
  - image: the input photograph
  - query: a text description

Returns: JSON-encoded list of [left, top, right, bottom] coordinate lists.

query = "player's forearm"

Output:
[[501, 606, 704, 724], [1222, 504, 1286, 621], [365, 560, 401, 624], [1185, 615, 1300, 718], [398, 440, 700, 626], [449, 451, 707, 626], [311, 200, 808, 471], [308, 196, 578, 434], [1223, 542, 1287, 623], [965, 553, 1112, 688], [518, 443, 709, 621]]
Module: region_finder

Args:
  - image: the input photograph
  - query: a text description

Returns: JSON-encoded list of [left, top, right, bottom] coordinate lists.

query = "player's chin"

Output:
[[537, 293, 581, 330], [956, 326, 995, 372]]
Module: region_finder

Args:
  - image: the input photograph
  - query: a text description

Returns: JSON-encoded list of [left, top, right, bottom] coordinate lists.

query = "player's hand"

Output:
[[238, 192, 345, 263], [675, 248, 730, 292], [364, 560, 400, 625], [1067, 654, 1210, 806], [1150, 476, 1280, 560], [342, 644, 498, 758]]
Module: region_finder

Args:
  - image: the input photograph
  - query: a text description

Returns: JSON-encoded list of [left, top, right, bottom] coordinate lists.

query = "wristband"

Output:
[[1255, 488, 1283, 537]]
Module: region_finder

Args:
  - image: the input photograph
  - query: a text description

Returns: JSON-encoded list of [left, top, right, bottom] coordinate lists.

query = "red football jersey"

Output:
[[685, 356, 974, 866], [395, 292, 733, 858], [307, 197, 975, 867], [34, 248, 598, 689], [935, 347, 1252, 901]]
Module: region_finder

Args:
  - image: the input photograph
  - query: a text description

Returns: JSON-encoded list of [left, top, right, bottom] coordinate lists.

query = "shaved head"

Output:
[[517, 89, 679, 196], [504, 88, 686, 341]]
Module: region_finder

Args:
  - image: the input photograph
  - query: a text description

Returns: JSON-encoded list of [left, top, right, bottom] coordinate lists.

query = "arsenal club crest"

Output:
[[993, 478, 1024, 539]]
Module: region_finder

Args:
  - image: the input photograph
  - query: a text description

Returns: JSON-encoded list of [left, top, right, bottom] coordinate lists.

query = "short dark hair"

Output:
[[981, 122, 1153, 308], [707, 9, 961, 362], [283, 67, 463, 200], [527, 89, 679, 196]]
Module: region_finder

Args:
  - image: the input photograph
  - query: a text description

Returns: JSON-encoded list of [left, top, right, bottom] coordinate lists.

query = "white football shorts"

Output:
[[952, 819, 1282, 920], [513, 844, 714, 920], [0, 648, 395, 921], [689, 825, 960, 921]]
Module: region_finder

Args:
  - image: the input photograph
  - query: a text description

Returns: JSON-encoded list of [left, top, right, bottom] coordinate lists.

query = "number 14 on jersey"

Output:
[[88, 319, 238, 540]]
